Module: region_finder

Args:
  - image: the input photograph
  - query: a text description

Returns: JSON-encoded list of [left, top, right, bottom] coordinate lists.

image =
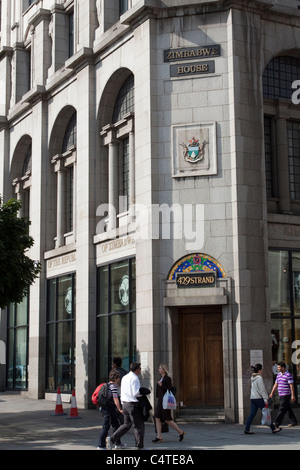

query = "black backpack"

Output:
[[97, 383, 109, 409]]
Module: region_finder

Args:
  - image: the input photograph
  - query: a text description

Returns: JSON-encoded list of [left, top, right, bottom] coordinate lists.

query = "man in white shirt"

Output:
[[106, 362, 145, 449]]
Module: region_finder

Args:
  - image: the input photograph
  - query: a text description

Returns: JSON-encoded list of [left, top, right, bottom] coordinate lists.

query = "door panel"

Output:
[[180, 308, 224, 406]]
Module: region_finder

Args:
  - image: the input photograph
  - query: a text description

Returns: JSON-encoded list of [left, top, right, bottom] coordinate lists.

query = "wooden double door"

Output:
[[179, 307, 224, 407]]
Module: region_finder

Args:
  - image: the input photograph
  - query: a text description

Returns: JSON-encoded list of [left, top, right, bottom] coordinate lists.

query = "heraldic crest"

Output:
[[180, 137, 207, 163]]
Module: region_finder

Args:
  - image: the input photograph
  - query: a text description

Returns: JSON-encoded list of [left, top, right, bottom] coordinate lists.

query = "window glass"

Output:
[[57, 275, 73, 321], [270, 250, 300, 403], [98, 265, 108, 314], [96, 258, 136, 383], [46, 274, 76, 392], [110, 260, 129, 312], [6, 296, 29, 390], [264, 116, 274, 198], [269, 250, 290, 317], [288, 120, 300, 201], [293, 252, 300, 315], [119, 0, 128, 16], [111, 313, 130, 371], [112, 75, 134, 123], [98, 315, 109, 384], [62, 113, 77, 153], [263, 56, 300, 100]]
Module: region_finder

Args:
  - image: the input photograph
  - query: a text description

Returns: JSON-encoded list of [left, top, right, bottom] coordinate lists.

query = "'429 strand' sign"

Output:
[[176, 271, 216, 288]]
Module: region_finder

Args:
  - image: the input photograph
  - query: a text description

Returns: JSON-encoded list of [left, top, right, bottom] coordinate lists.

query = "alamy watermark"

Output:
[[96, 199, 205, 250], [292, 80, 300, 104]]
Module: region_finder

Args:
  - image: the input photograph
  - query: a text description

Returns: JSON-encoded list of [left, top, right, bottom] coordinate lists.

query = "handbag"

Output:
[[162, 389, 176, 410], [261, 407, 271, 426]]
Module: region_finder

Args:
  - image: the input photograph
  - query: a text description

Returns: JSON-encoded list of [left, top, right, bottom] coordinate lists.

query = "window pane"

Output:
[[46, 274, 76, 392], [271, 317, 293, 368], [263, 56, 300, 100], [110, 260, 129, 312], [57, 275, 73, 321], [269, 251, 291, 316], [264, 116, 274, 198], [98, 265, 108, 314], [16, 297, 28, 326], [8, 305, 15, 328], [294, 319, 300, 399], [62, 113, 77, 152], [112, 75, 134, 123], [111, 313, 130, 370], [131, 259, 136, 311], [122, 138, 130, 211], [98, 315, 109, 383], [288, 121, 300, 201], [15, 327, 28, 389], [57, 322, 72, 392], [48, 278, 56, 322], [293, 252, 300, 316], [131, 310, 136, 369], [47, 323, 56, 390], [7, 329, 14, 389]]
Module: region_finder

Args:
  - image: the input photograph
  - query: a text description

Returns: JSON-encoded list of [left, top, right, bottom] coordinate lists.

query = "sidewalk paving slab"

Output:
[[1, 392, 300, 454]]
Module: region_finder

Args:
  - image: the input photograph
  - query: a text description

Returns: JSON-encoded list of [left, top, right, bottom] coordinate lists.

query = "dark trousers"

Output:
[[111, 402, 145, 448], [275, 395, 297, 427], [98, 405, 122, 448], [245, 398, 275, 432]]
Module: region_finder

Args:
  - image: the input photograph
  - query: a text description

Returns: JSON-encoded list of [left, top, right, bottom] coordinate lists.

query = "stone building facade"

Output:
[[0, 0, 300, 423]]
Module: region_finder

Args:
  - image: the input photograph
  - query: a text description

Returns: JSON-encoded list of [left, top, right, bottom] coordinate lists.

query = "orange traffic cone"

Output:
[[51, 387, 67, 416], [67, 388, 81, 419]]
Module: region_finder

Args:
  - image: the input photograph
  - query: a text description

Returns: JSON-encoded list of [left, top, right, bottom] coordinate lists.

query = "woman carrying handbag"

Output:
[[244, 363, 281, 435], [152, 363, 185, 443]]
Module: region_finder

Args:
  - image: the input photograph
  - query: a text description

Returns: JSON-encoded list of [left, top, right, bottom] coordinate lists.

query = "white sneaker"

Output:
[[114, 443, 127, 449]]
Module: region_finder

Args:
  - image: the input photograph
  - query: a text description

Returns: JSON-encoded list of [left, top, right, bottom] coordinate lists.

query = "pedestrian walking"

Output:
[[112, 357, 128, 381], [244, 363, 281, 434], [152, 363, 185, 443], [106, 362, 145, 450], [269, 361, 297, 428], [97, 370, 126, 450]]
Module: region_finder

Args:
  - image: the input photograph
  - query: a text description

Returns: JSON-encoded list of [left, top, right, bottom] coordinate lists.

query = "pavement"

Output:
[[1, 391, 300, 455]]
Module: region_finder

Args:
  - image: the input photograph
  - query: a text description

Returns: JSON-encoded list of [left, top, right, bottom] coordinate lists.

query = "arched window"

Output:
[[112, 74, 134, 123], [100, 73, 135, 231], [62, 113, 77, 152], [263, 55, 300, 214], [263, 56, 300, 100], [11, 138, 32, 221], [51, 111, 77, 247]]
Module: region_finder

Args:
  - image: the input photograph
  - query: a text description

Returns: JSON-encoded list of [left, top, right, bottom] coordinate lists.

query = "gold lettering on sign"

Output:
[[176, 272, 216, 288], [101, 236, 135, 253], [165, 45, 220, 62], [177, 63, 209, 74], [47, 253, 76, 269]]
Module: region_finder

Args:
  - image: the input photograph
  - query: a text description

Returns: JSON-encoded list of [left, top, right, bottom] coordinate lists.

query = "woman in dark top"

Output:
[[152, 363, 185, 443]]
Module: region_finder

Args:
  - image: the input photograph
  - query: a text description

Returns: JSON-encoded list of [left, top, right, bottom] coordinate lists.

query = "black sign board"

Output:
[[176, 271, 216, 288], [170, 60, 215, 77], [164, 45, 221, 62]]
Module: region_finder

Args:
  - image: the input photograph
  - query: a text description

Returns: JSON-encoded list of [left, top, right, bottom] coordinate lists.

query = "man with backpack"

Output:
[[106, 362, 145, 450], [97, 370, 127, 450]]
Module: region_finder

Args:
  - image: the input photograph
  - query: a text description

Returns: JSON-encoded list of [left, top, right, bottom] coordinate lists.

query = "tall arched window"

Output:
[[11, 137, 32, 221], [100, 73, 135, 231], [51, 111, 77, 247], [263, 55, 300, 214]]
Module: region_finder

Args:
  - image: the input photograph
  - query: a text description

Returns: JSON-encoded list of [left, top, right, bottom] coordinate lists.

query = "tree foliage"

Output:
[[0, 197, 41, 309]]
